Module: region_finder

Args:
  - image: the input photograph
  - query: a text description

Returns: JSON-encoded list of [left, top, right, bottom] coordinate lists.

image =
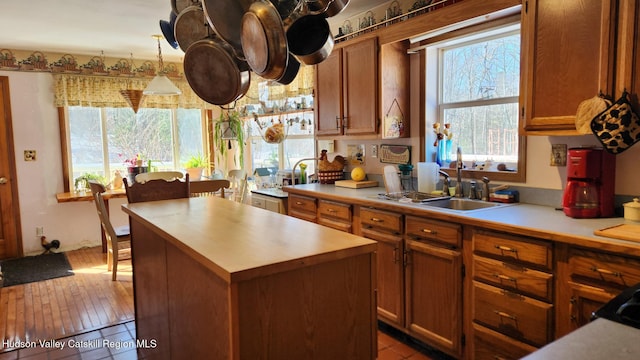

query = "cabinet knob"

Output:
[[0, 177, 7, 184]]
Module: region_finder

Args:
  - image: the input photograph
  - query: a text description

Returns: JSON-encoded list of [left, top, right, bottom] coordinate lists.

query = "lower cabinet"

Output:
[[556, 245, 640, 337], [317, 199, 352, 232], [470, 229, 554, 357], [359, 210, 464, 358], [288, 193, 317, 222]]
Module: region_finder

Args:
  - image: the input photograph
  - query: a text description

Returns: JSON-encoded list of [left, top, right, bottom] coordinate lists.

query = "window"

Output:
[[67, 106, 205, 189], [247, 105, 315, 178], [423, 19, 525, 182]]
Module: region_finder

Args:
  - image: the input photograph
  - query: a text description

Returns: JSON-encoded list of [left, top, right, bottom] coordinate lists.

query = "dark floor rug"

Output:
[[0, 252, 74, 287]]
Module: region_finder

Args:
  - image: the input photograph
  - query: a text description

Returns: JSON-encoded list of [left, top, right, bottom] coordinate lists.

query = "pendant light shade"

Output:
[[120, 89, 144, 113], [144, 35, 181, 95], [144, 74, 181, 95]]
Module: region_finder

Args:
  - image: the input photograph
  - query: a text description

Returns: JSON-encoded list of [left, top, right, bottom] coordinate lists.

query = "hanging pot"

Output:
[[202, 0, 254, 60], [174, 6, 210, 52], [276, 53, 301, 85], [306, 0, 351, 18], [286, 13, 334, 65], [160, 12, 179, 49], [241, 0, 288, 80], [171, 0, 201, 16], [184, 38, 251, 105]]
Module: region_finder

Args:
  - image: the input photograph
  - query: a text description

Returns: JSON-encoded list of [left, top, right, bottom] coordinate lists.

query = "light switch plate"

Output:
[[371, 145, 378, 158]]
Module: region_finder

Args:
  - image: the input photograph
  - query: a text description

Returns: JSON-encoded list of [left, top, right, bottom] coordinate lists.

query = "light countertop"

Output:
[[283, 184, 640, 256]]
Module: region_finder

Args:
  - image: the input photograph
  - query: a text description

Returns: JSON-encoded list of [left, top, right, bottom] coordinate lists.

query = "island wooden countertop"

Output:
[[121, 196, 377, 283]]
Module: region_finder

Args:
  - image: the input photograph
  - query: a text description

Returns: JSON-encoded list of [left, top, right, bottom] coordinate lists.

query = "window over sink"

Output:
[[420, 16, 526, 182]]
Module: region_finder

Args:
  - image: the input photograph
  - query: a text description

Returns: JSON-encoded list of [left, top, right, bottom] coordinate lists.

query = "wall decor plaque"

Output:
[[379, 144, 411, 164]]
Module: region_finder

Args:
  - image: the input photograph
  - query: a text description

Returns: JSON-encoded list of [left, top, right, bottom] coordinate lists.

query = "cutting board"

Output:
[[594, 223, 640, 242], [334, 180, 378, 189]]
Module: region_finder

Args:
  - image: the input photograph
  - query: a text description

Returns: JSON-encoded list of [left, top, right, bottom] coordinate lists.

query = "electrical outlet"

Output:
[[36, 227, 44, 237], [371, 145, 378, 158], [550, 144, 567, 166], [24, 150, 37, 161]]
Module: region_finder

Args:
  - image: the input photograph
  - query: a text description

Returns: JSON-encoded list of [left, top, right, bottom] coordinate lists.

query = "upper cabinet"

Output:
[[316, 37, 379, 136], [520, 0, 617, 135], [315, 36, 410, 138]]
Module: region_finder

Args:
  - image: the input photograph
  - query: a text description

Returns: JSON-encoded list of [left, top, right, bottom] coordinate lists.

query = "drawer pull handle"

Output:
[[493, 273, 516, 282], [494, 310, 517, 321], [494, 244, 517, 253], [371, 217, 384, 223], [327, 208, 337, 213], [590, 266, 620, 277], [295, 201, 303, 205], [421, 228, 437, 235], [493, 356, 507, 360]]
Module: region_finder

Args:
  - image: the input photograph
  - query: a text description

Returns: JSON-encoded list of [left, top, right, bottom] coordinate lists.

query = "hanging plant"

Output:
[[213, 110, 245, 168]]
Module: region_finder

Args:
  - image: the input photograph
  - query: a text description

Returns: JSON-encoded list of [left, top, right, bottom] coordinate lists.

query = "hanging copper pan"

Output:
[[286, 13, 334, 65], [202, 0, 254, 60], [276, 53, 301, 85], [174, 6, 210, 52], [241, 0, 288, 80], [184, 38, 251, 106], [307, 0, 351, 18], [171, 0, 200, 16]]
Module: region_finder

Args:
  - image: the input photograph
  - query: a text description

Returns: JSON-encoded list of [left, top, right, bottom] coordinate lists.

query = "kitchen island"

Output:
[[121, 196, 377, 359]]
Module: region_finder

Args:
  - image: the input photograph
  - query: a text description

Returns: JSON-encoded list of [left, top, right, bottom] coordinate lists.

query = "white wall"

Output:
[[1, 70, 128, 256]]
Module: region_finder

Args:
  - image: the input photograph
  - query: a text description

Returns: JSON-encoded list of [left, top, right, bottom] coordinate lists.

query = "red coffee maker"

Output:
[[563, 147, 616, 218]]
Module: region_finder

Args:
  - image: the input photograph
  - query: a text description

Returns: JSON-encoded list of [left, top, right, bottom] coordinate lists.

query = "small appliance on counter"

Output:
[[594, 283, 640, 329], [562, 147, 616, 218]]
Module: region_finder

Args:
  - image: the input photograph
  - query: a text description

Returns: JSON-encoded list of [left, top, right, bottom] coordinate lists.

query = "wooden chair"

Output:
[[123, 173, 190, 203], [94, 192, 131, 281], [88, 180, 130, 253], [190, 179, 231, 198], [135, 171, 184, 183]]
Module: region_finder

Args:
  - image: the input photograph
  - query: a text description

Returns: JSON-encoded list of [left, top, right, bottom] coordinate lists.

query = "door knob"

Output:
[[0, 177, 7, 184]]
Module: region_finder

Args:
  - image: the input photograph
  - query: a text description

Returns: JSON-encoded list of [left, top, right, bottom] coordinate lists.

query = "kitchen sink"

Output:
[[376, 191, 450, 203], [421, 198, 512, 211]]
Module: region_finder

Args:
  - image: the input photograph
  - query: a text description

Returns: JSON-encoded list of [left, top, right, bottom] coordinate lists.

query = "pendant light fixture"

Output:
[[143, 35, 181, 95]]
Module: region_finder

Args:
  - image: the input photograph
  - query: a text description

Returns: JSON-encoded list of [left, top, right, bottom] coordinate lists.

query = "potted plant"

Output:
[[214, 110, 245, 173], [184, 153, 208, 180], [74, 173, 107, 193]]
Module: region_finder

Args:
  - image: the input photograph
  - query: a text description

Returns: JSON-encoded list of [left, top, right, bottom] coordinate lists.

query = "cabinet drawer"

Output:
[[288, 194, 317, 222], [405, 216, 461, 248], [474, 256, 553, 302], [251, 197, 266, 209], [473, 230, 552, 270], [473, 323, 537, 360], [569, 248, 640, 289], [473, 281, 553, 347], [360, 208, 402, 234], [318, 200, 351, 222]]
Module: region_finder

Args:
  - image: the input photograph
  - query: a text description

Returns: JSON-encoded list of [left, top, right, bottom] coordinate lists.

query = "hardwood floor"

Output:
[[0, 247, 134, 352], [0, 246, 448, 359]]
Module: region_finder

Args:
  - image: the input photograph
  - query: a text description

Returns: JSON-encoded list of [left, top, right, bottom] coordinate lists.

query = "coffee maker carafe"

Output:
[[562, 148, 616, 218]]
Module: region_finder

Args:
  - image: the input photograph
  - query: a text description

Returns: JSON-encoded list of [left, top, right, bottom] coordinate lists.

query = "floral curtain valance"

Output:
[[53, 74, 215, 109], [238, 65, 315, 107]]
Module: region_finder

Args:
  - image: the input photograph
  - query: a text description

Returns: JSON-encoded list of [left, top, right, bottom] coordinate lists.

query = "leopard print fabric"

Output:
[[591, 93, 640, 154]]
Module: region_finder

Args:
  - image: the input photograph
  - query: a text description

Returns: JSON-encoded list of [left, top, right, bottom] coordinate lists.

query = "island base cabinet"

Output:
[[131, 218, 377, 359]]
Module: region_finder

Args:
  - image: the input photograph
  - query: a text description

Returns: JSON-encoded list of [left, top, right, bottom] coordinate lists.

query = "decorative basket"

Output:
[[318, 170, 344, 184]]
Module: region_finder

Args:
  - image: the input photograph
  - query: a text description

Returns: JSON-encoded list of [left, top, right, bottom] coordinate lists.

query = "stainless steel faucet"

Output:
[[455, 147, 464, 197], [481, 176, 490, 201], [438, 170, 450, 196]]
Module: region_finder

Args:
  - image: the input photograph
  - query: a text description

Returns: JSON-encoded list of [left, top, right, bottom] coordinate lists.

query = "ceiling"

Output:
[[0, 0, 389, 63]]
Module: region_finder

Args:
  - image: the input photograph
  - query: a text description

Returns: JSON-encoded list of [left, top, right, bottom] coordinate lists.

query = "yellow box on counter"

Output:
[[334, 180, 378, 189]]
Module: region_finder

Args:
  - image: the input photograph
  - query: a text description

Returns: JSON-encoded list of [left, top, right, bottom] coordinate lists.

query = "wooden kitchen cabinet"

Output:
[[470, 229, 554, 354], [556, 245, 640, 337], [520, 0, 616, 134], [317, 199, 352, 233], [288, 193, 317, 222], [360, 207, 405, 327], [316, 37, 378, 136]]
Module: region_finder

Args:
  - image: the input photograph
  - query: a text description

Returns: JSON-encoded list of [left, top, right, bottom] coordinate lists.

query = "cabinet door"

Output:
[[361, 228, 404, 327], [521, 0, 616, 134], [342, 37, 378, 135], [565, 282, 616, 334], [616, 0, 640, 112], [405, 239, 462, 356], [316, 49, 343, 136]]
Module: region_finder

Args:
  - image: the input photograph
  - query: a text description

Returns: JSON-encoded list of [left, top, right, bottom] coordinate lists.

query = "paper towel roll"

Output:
[[417, 162, 440, 193]]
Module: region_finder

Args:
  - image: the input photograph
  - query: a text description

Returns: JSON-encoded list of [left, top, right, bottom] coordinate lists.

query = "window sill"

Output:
[[56, 189, 126, 203]]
